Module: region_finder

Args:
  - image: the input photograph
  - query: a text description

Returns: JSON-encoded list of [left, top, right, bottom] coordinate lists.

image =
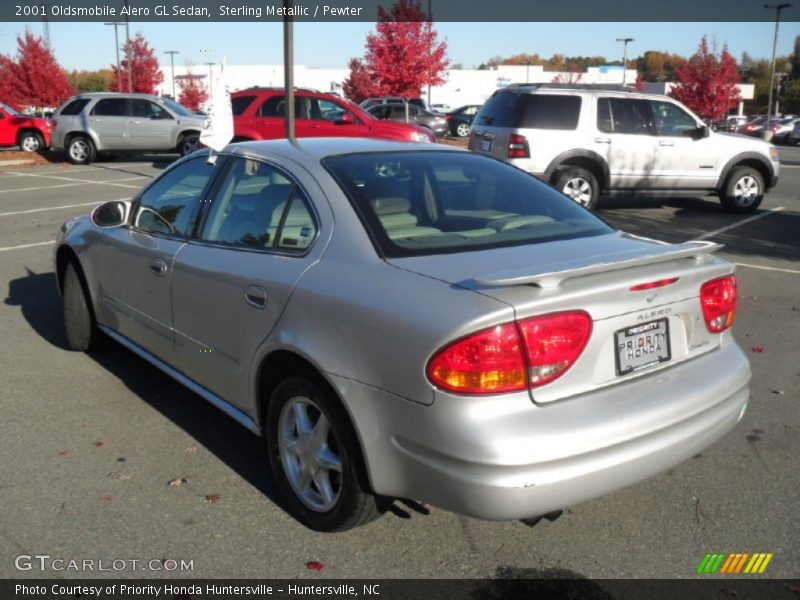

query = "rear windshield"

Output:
[[324, 152, 611, 258], [476, 92, 581, 130]]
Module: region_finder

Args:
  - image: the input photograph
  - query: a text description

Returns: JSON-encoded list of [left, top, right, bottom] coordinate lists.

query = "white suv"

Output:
[[468, 84, 780, 213]]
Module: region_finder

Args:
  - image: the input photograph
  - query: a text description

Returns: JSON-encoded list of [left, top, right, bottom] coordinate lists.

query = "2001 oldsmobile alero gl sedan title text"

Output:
[[55, 138, 750, 531]]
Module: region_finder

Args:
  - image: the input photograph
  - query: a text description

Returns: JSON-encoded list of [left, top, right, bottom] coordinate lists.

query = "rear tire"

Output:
[[63, 262, 101, 352], [555, 166, 599, 210], [721, 166, 764, 214], [18, 131, 44, 153], [66, 135, 96, 165], [178, 134, 200, 156], [266, 376, 383, 532], [455, 122, 470, 137]]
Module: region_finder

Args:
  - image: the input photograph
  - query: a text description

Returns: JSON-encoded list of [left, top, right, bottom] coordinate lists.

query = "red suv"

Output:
[[231, 88, 435, 143], [0, 101, 52, 152]]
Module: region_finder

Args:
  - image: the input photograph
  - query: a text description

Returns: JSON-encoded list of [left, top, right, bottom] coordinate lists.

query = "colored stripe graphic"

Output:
[[698, 552, 773, 574]]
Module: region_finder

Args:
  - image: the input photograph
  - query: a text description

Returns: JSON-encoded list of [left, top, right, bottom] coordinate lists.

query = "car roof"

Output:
[[225, 138, 465, 162], [74, 92, 167, 100]]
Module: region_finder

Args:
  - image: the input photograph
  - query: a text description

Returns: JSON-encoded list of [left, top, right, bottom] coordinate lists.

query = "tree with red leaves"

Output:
[[669, 36, 740, 122], [0, 31, 74, 111], [343, 0, 448, 103], [110, 32, 164, 94], [177, 70, 209, 111]]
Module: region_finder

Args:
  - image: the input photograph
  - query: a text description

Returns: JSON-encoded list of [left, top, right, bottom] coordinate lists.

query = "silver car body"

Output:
[[55, 138, 750, 520], [51, 92, 208, 153]]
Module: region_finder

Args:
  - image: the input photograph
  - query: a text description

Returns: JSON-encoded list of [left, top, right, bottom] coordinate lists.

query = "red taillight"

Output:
[[700, 275, 737, 333], [445, 114, 451, 121], [630, 277, 679, 291], [427, 310, 592, 394], [427, 324, 526, 394], [508, 133, 529, 159], [517, 311, 592, 387]]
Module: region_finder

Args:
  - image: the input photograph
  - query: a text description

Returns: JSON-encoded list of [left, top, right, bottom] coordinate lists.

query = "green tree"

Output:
[[68, 69, 113, 92]]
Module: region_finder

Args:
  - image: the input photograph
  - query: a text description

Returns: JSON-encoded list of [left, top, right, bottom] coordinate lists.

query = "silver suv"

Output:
[[51, 93, 209, 165], [469, 84, 780, 213]]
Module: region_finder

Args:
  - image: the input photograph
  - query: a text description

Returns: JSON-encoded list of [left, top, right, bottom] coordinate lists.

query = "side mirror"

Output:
[[91, 200, 130, 228], [689, 125, 709, 140], [336, 113, 356, 125]]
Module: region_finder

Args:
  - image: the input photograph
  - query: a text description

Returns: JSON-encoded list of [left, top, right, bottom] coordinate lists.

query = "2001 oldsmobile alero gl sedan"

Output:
[[55, 139, 750, 531]]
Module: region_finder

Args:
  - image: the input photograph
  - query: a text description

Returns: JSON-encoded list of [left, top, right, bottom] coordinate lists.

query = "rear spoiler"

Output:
[[474, 241, 723, 289]]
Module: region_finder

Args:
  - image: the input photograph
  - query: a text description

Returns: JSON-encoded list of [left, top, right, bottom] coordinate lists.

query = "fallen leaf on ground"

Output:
[[57, 450, 73, 457], [168, 478, 190, 487], [100, 495, 113, 502], [306, 561, 324, 572], [184, 446, 198, 454], [771, 390, 785, 395], [204, 493, 222, 503], [108, 471, 131, 481], [94, 441, 105, 447], [751, 346, 765, 353]]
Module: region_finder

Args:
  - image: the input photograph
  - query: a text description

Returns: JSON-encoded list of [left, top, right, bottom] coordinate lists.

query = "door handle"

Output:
[[594, 137, 611, 144], [659, 140, 675, 146], [244, 285, 268, 309], [149, 258, 168, 276]]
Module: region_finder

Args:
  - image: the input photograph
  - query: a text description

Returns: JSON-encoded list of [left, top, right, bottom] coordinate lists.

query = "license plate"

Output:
[[614, 318, 671, 376], [480, 139, 492, 152]]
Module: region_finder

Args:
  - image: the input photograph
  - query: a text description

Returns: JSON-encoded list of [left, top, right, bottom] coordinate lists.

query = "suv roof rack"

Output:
[[506, 83, 636, 92]]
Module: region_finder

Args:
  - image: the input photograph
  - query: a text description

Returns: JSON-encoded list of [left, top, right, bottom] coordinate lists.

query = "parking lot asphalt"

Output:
[[0, 148, 798, 580]]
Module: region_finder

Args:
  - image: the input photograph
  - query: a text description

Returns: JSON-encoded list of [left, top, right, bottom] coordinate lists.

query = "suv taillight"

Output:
[[508, 134, 529, 159], [426, 311, 591, 395], [700, 275, 737, 333]]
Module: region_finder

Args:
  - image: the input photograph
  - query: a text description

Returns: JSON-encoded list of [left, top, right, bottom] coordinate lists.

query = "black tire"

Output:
[[554, 166, 600, 210], [455, 122, 471, 137], [266, 376, 382, 532], [66, 135, 96, 165], [18, 130, 44, 153], [720, 166, 764, 214], [178, 134, 200, 156], [62, 262, 101, 352]]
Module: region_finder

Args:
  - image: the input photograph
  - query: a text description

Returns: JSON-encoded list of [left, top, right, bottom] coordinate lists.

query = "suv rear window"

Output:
[[232, 95, 256, 116], [324, 152, 610, 258], [476, 92, 581, 130], [59, 99, 90, 116]]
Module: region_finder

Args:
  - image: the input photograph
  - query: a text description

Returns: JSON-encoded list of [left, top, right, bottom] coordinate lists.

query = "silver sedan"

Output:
[[55, 138, 750, 531]]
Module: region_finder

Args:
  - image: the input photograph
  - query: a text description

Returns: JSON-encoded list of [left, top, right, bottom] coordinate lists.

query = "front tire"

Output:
[[555, 166, 599, 210], [721, 166, 764, 214], [66, 135, 96, 165], [62, 262, 101, 352], [266, 376, 382, 532], [179, 134, 200, 156], [19, 131, 44, 153]]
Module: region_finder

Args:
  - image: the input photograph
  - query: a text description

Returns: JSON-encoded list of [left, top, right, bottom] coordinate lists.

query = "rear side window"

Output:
[[232, 95, 256, 116], [91, 98, 129, 117], [520, 95, 581, 130], [59, 99, 90, 116], [324, 152, 611, 258]]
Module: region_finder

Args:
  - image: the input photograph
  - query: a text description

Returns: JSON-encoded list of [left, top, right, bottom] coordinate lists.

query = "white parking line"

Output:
[[4, 171, 146, 189], [0, 182, 88, 195], [0, 240, 55, 252], [0, 201, 102, 218], [735, 262, 800, 274], [692, 207, 785, 241]]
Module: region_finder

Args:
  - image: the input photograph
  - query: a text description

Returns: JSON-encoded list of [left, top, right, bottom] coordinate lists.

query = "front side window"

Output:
[[325, 152, 611, 258], [650, 100, 699, 136], [91, 98, 128, 117], [162, 98, 193, 117], [310, 98, 359, 123], [131, 99, 172, 120], [134, 156, 215, 236], [199, 157, 316, 251]]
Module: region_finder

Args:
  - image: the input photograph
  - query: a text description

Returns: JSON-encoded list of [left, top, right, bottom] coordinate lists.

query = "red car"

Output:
[[0, 101, 52, 152], [231, 88, 435, 143]]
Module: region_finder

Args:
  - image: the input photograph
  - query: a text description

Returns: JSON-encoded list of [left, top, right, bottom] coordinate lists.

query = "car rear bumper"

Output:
[[331, 338, 750, 520]]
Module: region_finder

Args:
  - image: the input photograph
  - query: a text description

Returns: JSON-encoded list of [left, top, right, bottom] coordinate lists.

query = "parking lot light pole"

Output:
[[104, 22, 123, 91], [283, 0, 295, 140], [616, 37, 634, 85], [164, 50, 179, 99], [764, 3, 792, 141], [123, 0, 132, 92]]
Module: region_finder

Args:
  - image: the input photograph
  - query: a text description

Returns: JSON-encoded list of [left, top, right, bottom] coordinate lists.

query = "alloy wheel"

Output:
[[733, 175, 759, 207], [278, 396, 342, 512], [21, 135, 40, 152], [70, 140, 89, 162], [562, 177, 593, 207]]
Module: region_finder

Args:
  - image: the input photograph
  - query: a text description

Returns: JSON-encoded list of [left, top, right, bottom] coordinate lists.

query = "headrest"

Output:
[[369, 196, 411, 216]]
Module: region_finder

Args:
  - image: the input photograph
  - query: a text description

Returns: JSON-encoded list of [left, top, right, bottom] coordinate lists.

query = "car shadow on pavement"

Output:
[[6, 268, 287, 514]]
